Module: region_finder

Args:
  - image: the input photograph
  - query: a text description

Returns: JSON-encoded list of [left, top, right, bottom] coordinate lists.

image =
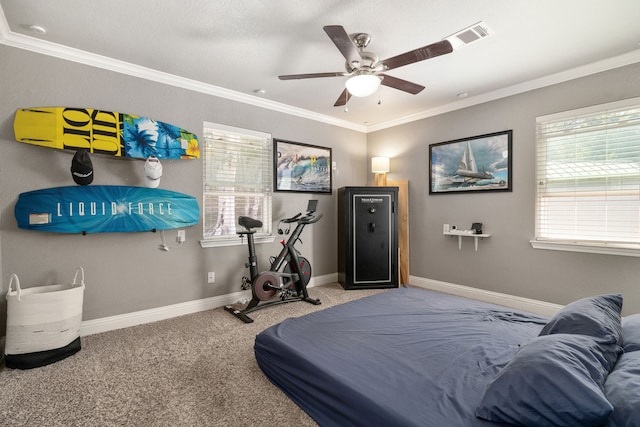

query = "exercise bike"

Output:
[[224, 200, 322, 323]]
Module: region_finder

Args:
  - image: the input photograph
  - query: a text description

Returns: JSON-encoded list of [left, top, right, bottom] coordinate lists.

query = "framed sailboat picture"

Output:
[[429, 130, 512, 194]]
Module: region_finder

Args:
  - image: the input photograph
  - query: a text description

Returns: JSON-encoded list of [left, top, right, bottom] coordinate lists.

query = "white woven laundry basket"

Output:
[[5, 267, 85, 368]]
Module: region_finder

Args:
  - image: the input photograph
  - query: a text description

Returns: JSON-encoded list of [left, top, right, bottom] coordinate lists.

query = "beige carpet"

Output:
[[0, 283, 389, 427]]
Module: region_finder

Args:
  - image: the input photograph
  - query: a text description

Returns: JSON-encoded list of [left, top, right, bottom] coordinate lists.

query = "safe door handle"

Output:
[[368, 222, 376, 232]]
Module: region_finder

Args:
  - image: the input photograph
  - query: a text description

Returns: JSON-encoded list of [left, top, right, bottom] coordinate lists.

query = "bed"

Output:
[[255, 286, 640, 427]]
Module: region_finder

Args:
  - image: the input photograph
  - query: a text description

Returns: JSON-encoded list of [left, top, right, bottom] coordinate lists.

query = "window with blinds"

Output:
[[534, 97, 640, 254], [202, 122, 272, 245]]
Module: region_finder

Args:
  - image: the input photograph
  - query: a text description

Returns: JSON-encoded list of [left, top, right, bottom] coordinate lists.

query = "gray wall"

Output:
[[2, 43, 640, 331], [368, 62, 640, 315], [0, 45, 367, 325]]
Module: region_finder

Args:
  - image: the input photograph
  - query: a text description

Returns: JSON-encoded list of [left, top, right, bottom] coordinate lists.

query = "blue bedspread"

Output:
[[254, 286, 549, 427]]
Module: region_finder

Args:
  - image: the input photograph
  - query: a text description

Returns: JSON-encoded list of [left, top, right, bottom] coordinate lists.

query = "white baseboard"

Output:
[[80, 291, 248, 336], [308, 272, 337, 288], [409, 275, 562, 317], [80, 272, 338, 336], [80, 272, 556, 337]]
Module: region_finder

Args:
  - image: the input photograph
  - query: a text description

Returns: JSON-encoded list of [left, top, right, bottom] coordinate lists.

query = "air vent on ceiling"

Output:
[[445, 21, 494, 49]]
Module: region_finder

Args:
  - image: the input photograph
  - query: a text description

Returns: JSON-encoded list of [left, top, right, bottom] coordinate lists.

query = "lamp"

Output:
[[371, 156, 390, 186], [345, 74, 382, 97]]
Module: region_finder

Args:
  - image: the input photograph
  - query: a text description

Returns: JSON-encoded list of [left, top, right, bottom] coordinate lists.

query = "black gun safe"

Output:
[[338, 186, 399, 289]]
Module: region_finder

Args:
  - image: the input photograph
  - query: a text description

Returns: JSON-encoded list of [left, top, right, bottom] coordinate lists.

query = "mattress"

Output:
[[254, 286, 549, 427]]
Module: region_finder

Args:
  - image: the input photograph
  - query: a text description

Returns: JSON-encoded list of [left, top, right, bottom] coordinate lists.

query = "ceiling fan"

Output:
[[278, 25, 454, 107]]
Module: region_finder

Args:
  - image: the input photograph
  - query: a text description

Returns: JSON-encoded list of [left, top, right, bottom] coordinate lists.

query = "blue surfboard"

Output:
[[15, 186, 199, 234]]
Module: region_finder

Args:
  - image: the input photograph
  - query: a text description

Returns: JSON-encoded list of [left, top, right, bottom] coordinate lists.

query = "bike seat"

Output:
[[238, 216, 263, 230]]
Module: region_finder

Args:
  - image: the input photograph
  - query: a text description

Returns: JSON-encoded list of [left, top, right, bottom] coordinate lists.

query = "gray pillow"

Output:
[[539, 294, 623, 346], [604, 351, 640, 427], [476, 333, 620, 427], [622, 313, 640, 352]]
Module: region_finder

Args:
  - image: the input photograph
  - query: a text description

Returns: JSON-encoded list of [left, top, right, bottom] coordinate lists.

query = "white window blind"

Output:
[[534, 97, 640, 253], [202, 122, 272, 245]]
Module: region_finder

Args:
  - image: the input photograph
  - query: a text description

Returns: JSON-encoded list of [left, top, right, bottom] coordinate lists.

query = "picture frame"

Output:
[[429, 130, 512, 194], [274, 139, 332, 193]]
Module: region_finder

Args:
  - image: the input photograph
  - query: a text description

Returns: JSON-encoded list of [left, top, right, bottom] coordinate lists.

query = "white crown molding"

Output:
[[0, 5, 9, 40], [1, 6, 638, 135], [0, 8, 366, 133], [368, 48, 640, 132]]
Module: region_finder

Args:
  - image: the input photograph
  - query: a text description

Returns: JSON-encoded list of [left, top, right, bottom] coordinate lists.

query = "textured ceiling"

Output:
[[1, 0, 639, 131]]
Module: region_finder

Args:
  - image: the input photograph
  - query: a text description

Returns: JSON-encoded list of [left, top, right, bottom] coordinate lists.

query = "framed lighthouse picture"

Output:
[[429, 130, 512, 194]]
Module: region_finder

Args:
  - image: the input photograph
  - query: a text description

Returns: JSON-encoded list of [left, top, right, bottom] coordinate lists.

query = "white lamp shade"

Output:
[[345, 74, 382, 97], [371, 157, 390, 173]]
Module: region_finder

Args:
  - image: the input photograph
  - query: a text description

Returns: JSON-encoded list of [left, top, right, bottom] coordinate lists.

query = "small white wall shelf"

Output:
[[444, 230, 491, 251]]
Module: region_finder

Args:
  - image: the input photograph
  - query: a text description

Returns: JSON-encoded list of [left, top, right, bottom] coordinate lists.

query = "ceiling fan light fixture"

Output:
[[345, 74, 381, 97]]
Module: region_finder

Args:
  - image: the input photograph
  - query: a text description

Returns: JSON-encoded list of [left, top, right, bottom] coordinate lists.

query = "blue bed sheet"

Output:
[[254, 286, 549, 427]]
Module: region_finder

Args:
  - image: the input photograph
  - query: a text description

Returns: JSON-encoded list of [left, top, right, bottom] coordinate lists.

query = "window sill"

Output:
[[530, 240, 640, 257], [200, 235, 275, 248]]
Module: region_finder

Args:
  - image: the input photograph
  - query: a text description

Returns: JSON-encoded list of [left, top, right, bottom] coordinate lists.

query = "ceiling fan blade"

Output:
[[279, 72, 348, 80], [379, 74, 425, 94], [323, 25, 361, 65], [380, 40, 453, 71], [334, 89, 351, 107]]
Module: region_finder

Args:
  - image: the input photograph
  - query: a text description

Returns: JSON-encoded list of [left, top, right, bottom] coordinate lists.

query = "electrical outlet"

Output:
[[207, 272, 215, 283], [177, 230, 185, 243]]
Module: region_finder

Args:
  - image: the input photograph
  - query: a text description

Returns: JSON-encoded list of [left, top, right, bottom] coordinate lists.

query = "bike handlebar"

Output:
[[299, 212, 323, 225], [280, 211, 323, 225], [281, 212, 302, 224]]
